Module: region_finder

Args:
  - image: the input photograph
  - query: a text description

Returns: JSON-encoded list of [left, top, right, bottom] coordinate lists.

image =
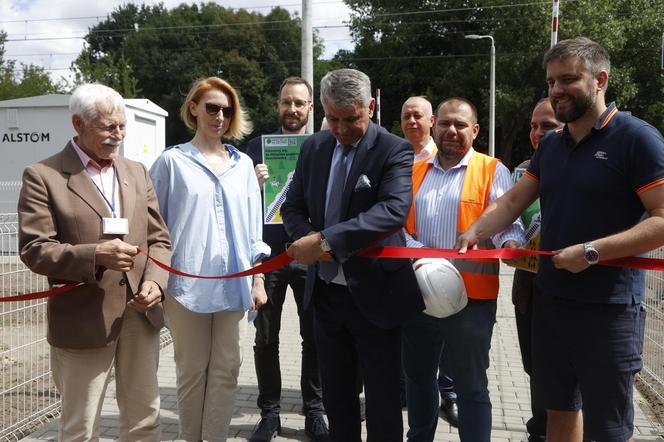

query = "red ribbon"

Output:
[[5, 247, 664, 302], [1, 282, 80, 303], [144, 249, 294, 279]]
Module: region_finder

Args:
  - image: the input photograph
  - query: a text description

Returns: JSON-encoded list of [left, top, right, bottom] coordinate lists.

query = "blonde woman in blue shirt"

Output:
[[150, 77, 270, 442]]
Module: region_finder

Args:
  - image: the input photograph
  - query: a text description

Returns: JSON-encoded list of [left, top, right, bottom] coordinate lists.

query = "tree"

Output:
[[340, 0, 664, 167], [73, 3, 327, 146], [72, 48, 139, 97], [0, 31, 63, 100]]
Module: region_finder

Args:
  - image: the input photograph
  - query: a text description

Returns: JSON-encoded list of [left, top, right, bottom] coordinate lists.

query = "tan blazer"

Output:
[[18, 142, 172, 349]]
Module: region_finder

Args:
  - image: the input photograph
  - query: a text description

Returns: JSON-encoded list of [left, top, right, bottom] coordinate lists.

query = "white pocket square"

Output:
[[354, 174, 372, 191]]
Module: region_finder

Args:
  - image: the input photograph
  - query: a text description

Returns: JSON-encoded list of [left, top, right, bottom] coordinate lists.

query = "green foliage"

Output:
[[72, 48, 139, 97], [72, 2, 327, 146], [0, 31, 63, 100], [341, 0, 664, 167]]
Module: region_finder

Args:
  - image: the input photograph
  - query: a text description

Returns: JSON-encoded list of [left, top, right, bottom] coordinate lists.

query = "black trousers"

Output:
[[253, 261, 324, 418], [314, 281, 403, 442], [512, 269, 547, 441]]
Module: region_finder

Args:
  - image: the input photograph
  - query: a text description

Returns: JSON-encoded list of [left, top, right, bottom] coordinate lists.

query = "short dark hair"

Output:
[[543, 37, 610, 77], [435, 97, 479, 124], [279, 77, 313, 101]]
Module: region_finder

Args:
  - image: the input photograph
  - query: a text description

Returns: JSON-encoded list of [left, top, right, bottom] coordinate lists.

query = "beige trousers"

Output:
[[164, 295, 246, 442], [50, 307, 161, 442]]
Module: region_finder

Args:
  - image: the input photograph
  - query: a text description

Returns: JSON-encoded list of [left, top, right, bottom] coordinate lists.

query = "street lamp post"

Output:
[[465, 34, 495, 157]]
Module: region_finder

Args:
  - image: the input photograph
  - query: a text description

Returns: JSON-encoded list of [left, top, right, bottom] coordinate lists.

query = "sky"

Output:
[[0, 0, 354, 83]]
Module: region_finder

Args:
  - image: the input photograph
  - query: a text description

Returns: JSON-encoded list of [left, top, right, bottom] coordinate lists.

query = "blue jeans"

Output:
[[402, 300, 497, 442]]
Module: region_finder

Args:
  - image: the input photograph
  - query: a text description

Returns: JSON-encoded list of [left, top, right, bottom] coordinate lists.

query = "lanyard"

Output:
[[70, 145, 119, 218], [90, 168, 117, 217]]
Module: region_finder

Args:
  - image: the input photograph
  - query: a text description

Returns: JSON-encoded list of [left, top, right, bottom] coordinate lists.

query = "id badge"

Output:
[[102, 217, 129, 235]]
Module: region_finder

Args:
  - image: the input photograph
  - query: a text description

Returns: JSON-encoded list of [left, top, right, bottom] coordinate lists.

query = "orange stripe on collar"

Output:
[[598, 107, 619, 130]]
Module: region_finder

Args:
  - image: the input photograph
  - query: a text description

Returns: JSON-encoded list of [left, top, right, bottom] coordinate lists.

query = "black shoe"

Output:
[[249, 415, 281, 441], [305, 415, 330, 441], [440, 398, 459, 428]]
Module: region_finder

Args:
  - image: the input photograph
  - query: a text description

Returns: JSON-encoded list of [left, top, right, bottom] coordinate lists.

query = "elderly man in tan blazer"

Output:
[[18, 83, 172, 442]]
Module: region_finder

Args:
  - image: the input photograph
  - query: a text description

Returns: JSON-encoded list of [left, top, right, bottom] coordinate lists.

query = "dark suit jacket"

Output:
[[18, 142, 172, 349], [281, 121, 424, 329]]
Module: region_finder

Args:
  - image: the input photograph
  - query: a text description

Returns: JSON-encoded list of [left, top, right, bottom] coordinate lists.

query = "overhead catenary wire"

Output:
[[3, 0, 663, 77], [0, 0, 346, 24], [10, 45, 664, 74], [5, 9, 660, 43]]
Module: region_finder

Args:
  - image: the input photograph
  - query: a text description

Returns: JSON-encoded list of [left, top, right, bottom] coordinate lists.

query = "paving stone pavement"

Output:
[[24, 266, 664, 441]]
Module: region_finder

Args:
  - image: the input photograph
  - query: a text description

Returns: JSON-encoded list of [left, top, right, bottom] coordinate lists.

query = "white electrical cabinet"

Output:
[[0, 94, 168, 214]]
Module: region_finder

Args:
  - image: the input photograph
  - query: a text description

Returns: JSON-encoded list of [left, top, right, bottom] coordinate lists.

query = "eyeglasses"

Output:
[[93, 123, 126, 133], [279, 99, 311, 110], [205, 103, 234, 118]]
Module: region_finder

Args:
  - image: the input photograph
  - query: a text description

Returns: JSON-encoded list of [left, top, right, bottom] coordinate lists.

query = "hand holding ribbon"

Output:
[[5, 246, 664, 303]]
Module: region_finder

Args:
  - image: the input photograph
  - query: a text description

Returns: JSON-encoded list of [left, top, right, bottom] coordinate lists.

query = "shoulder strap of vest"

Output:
[[458, 151, 499, 232], [405, 148, 437, 236]]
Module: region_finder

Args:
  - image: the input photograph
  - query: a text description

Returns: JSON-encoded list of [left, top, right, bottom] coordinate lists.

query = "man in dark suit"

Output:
[[281, 68, 425, 441], [18, 83, 171, 441]]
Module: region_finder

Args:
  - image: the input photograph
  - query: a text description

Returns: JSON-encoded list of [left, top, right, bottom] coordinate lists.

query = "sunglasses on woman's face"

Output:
[[204, 102, 234, 118]]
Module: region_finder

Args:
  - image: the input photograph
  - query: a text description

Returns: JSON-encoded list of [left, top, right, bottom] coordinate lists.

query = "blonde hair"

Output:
[[180, 77, 252, 140]]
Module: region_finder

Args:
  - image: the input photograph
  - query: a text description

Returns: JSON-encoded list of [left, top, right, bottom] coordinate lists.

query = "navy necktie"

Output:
[[319, 144, 353, 282]]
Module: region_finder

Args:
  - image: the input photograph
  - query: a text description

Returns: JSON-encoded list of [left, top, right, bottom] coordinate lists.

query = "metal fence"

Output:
[[2, 211, 664, 438], [641, 247, 664, 415], [0, 213, 56, 441], [0, 213, 172, 441]]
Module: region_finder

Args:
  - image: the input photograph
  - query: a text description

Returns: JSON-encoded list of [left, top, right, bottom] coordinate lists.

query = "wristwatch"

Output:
[[583, 242, 599, 265], [320, 233, 332, 253]]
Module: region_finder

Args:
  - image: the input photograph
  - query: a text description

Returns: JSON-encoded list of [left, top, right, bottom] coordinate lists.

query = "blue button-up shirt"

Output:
[[150, 142, 270, 313]]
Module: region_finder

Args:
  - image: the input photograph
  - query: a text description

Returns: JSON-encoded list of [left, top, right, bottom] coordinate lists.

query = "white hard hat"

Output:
[[413, 258, 468, 318]]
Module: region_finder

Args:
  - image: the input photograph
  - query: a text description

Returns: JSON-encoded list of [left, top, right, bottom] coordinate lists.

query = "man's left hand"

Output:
[[128, 280, 163, 312], [287, 232, 328, 264], [552, 243, 589, 273]]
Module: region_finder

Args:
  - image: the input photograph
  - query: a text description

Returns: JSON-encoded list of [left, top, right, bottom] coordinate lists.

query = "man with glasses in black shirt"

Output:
[[246, 77, 328, 442]]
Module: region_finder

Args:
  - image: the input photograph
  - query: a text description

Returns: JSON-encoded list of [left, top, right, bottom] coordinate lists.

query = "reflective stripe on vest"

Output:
[[456, 152, 499, 300], [407, 150, 500, 300]]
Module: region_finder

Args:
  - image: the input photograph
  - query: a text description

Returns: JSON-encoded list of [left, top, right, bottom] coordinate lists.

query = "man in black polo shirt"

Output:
[[246, 77, 328, 442], [456, 37, 664, 442]]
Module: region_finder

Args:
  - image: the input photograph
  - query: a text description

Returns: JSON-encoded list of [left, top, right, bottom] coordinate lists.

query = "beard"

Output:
[[279, 112, 308, 132], [552, 90, 595, 123], [436, 138, 468, 160]]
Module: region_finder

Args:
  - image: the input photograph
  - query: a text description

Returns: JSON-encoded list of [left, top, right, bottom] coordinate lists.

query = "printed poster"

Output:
[[262, 134, 307, 224], [513, 167, 541, 273]]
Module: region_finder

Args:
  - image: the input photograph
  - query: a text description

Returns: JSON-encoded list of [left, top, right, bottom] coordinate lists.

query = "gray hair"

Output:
[[543, 37, 611, 77], [319, 69, 372, 108], [69, 83, 124, 122]]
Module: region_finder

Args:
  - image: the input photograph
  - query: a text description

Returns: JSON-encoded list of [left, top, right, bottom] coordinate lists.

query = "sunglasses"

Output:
[[204, 103, 234, 118]]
